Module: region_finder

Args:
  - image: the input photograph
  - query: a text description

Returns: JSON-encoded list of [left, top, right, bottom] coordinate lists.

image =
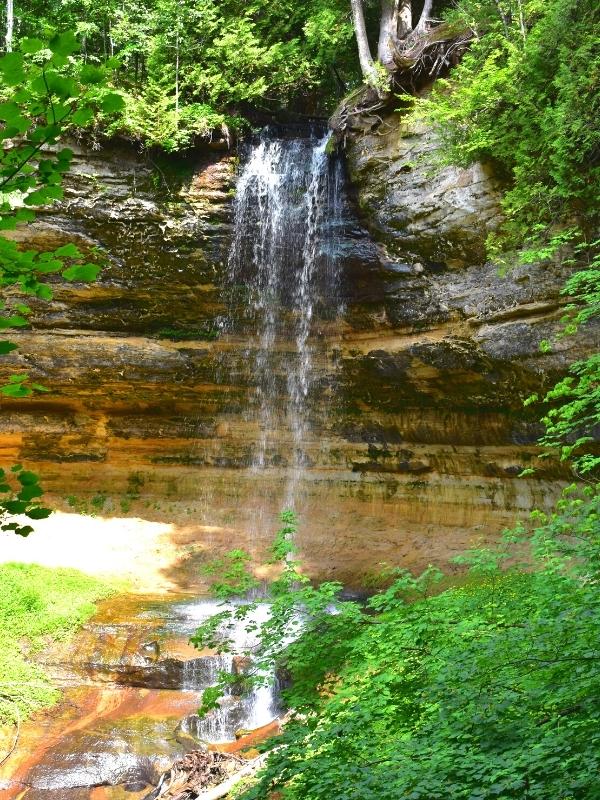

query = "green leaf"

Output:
[[71, 106, 94, 127], [0, 341, 18, 354], [15, 209, 36, 223], [0, 52, 25, 86], [100, 92, 126, 114], [62, 263, 100, 282], [0, 384, 31, 397], [36, 259, 63, 273], [31, 72, 77, 100], [25, 507, 52, 520], [54, 243, 80, 258], [79, 65, 105, 85], [56, 147, 74, 163], [35, 284, 53, 301], [20, 38, 45, 54], [17, 471, 40, 486], [2, 500, 28, 514], [0, 315, 29, 329], [49, 31, 80, 58], [18, 485, 43, 502], [24, 185, 64, 206], [0, 101, 21, 122]]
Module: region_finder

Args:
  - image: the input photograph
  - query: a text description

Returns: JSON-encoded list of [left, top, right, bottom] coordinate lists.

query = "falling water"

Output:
[[227, 132, 344, 521], [177, 601, 279, 743], [184, 131, 346, 740]]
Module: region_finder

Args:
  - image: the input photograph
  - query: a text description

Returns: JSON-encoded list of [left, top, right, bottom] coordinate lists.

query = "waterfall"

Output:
[[227, 132, 344, 520], [184, 132, 345, 742]]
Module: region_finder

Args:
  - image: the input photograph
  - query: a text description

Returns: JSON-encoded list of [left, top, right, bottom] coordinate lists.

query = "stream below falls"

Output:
[[0, 594, 280, 799]]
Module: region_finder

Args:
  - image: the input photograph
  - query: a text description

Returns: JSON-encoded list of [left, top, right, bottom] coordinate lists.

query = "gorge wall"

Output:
[[0, 116, 595, 589]]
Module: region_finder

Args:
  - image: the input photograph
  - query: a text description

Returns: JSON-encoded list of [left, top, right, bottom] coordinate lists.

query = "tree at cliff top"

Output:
[[349, 0, 437, 92], [0, 34, 122, 535]]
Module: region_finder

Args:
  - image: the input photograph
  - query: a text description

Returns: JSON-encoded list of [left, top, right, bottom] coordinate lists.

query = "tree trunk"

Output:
[[5, 0, 13, 53], [350, 0, 377, 83], [378, 1, 396, 68], [398, 0, 413, 38], [415, 0, 434, 33], [175, 28, 180, 126], [378, 1, 413, 67]]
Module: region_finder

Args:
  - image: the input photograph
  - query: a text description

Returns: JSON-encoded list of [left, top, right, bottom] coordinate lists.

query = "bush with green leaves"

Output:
[[193, 497, 600, 800]]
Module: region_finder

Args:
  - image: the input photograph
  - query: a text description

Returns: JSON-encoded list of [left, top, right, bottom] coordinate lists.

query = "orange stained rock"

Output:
[[0, 687, 199, 797], [210, 718, 282, 755]]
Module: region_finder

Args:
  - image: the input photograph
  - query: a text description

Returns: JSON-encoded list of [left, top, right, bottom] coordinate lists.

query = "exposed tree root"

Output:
[[392, 22, 474, 93], [329, 22, 473, 141]]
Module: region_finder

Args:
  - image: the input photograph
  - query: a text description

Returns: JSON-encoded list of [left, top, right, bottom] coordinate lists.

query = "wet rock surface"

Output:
[[0, 595, 273, 799], [0, 130, 595, 586], [344, 109, 503, 269]]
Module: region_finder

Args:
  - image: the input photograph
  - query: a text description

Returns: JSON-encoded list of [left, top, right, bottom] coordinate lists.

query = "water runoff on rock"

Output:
[[227, 130, 345, 522]]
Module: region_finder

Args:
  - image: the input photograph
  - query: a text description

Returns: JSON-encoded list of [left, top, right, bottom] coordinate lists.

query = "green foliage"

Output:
[[522, 244, 600, 477], [0, 562, 111, 724], [418, 0, 600, 251], [200, 549, 260, 600], [13, 0, 358, 149], [0, 464, 50, 537], [538, 353, 600, 476], [194, 500, 600, 800]]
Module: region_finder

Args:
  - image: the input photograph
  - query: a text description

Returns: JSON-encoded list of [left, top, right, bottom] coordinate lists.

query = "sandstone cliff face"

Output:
[[0, 128, 593, 589]]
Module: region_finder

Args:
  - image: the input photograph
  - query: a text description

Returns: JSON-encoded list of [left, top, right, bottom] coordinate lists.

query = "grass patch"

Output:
[[0, 562, 113, 724]]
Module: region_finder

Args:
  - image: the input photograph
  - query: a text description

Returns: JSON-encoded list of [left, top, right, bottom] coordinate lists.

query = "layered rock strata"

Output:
[[0, 129, 594, 588]]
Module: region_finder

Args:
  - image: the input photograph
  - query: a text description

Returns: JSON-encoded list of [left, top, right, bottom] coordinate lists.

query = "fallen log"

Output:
[[193, 753, 270, 800], [145, 749, 272, 800]]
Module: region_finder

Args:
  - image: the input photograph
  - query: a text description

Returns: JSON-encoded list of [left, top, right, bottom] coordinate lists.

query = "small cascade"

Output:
[[227, 132, 345, 522], [181, 653, 233, 692], [176, 600, 278, 743]]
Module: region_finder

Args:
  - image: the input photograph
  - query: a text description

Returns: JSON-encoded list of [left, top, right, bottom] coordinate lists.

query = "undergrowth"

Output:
[[0, 563, 112, 725]]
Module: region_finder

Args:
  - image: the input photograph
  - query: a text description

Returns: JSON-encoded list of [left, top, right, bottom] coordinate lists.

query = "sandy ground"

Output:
[[0, 511, 180, 592]]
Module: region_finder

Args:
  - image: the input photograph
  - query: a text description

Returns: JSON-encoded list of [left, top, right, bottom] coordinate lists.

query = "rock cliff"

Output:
[[0, 125, 594, 588]]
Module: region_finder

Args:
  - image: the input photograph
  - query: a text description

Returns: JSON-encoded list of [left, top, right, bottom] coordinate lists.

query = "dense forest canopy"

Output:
[[2, 0, 359, 148], [0, 0, 458, 148]]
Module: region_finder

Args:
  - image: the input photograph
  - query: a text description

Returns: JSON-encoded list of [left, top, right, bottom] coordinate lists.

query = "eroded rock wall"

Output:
[[0, 128, 593, 589]]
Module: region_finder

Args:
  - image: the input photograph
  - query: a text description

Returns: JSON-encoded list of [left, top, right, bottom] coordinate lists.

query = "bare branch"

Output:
[[415, 0, 434, 33]]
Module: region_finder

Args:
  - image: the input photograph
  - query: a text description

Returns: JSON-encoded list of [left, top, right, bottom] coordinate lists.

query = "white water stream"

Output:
[[227, 132, 344, 519]]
